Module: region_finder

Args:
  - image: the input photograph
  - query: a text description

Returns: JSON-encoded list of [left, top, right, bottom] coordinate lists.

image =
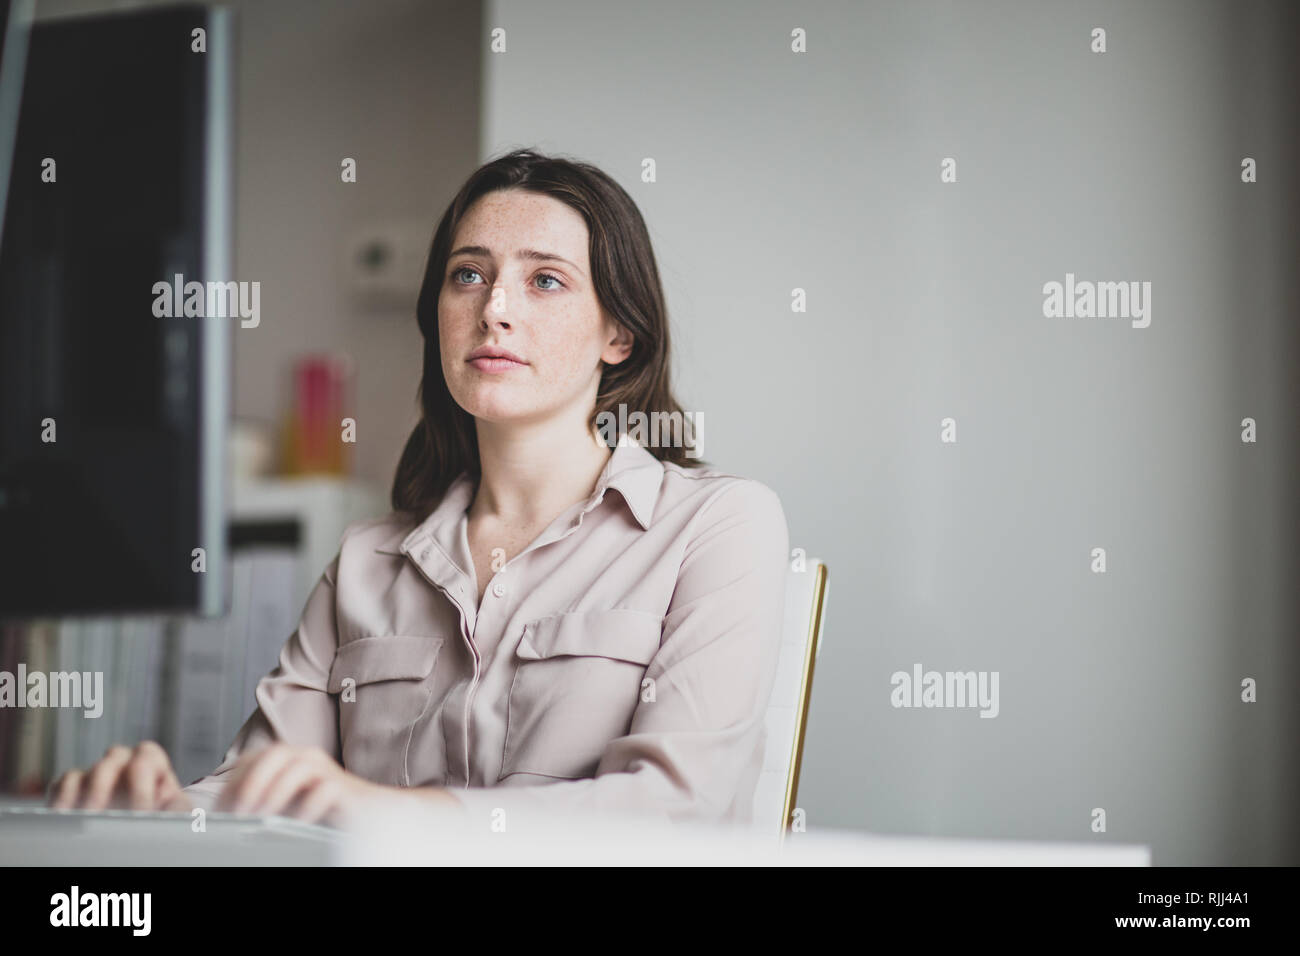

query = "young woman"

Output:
[[48, 149, 790, 828]]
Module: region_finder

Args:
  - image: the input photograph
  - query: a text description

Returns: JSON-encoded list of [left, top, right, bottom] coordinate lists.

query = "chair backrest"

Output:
[[751, 558, 828, 838]]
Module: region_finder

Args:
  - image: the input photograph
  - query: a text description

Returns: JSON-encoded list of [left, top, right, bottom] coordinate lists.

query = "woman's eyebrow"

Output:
[[449, 245, 585, 277]]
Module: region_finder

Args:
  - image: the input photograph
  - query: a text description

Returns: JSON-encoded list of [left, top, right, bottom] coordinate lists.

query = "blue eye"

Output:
[[450, 267, 564, 290]]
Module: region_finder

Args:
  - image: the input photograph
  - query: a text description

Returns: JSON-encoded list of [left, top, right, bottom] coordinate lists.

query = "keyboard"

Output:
[[0, 800, 338, 866]]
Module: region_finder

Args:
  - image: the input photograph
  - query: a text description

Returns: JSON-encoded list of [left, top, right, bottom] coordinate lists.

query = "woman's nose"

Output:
[[480, 284, 512, 328]]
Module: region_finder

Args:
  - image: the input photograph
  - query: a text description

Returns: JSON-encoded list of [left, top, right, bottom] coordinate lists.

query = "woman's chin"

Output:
[[462, 397, 548, 426]]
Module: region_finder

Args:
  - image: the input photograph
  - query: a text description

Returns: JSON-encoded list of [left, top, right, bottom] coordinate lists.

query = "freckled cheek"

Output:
[[532, 340, 597, 391], [438, 302, 475, 353], [436, 320, 468, 388]]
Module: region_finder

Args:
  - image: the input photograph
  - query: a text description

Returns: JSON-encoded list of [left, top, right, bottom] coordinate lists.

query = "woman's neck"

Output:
[[470, 418, 613, 528]]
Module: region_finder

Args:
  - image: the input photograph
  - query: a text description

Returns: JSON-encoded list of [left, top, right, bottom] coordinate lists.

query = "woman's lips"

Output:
[[468, 356, 527, 373]]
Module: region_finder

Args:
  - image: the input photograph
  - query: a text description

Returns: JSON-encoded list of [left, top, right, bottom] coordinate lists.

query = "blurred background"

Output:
[[0, 0, 1296, 866]]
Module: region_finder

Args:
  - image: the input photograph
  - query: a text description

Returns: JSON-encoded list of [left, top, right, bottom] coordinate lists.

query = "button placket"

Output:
[[400, 533, 480, 788], [429, 486, 614, 787], [463, 566, 505, 785], [463, 556, 517, 785]]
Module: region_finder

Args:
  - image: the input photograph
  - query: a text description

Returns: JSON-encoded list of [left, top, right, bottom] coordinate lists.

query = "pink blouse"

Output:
[[182, 439, 791, 827]]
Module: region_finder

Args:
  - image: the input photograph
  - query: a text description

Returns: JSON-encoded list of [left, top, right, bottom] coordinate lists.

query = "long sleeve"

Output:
[[180, 555, 342, 812], [448, 479, 791, 831]]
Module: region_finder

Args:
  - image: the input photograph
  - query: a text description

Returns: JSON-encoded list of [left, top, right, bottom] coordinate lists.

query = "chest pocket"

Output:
[[327, 635, 444, 784], [501, 608, 662, 781]]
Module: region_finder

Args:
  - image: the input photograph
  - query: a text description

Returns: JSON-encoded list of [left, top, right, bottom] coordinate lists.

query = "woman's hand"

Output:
[[47, 741, 193, 812], [217, 743, 463, 826], [216, 743, 390, 826]]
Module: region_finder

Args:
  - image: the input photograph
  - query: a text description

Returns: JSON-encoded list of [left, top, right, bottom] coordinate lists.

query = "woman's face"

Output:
[[438, 188, 632, 428]]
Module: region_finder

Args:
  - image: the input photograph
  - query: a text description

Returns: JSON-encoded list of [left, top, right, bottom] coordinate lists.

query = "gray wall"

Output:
[[37, 0, 482, 489], [481, 0, 1299, 865]]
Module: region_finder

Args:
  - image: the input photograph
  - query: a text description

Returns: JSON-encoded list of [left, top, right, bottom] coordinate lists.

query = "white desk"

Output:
[[333, 797, 1152, 866], [0, 797, 1150, 866]]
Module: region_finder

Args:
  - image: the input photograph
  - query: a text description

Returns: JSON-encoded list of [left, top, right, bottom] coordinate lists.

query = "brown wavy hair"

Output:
[[390, 148, 705, 519]]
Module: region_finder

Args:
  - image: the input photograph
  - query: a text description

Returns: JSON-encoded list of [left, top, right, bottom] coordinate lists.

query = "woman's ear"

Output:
[[601, 318, 634, 367]]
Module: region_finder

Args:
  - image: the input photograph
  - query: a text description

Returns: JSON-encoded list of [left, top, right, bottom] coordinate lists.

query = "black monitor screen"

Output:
[[0, 0, 33, 253], [0, 5, 230, 618]]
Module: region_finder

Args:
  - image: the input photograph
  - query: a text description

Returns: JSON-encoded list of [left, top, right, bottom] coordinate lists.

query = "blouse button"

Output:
[[491, 581, 506, 598]]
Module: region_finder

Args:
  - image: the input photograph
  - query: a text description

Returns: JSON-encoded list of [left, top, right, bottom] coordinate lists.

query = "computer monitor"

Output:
[[0, 0, 33, 255], [0, 4, 232, 618]]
